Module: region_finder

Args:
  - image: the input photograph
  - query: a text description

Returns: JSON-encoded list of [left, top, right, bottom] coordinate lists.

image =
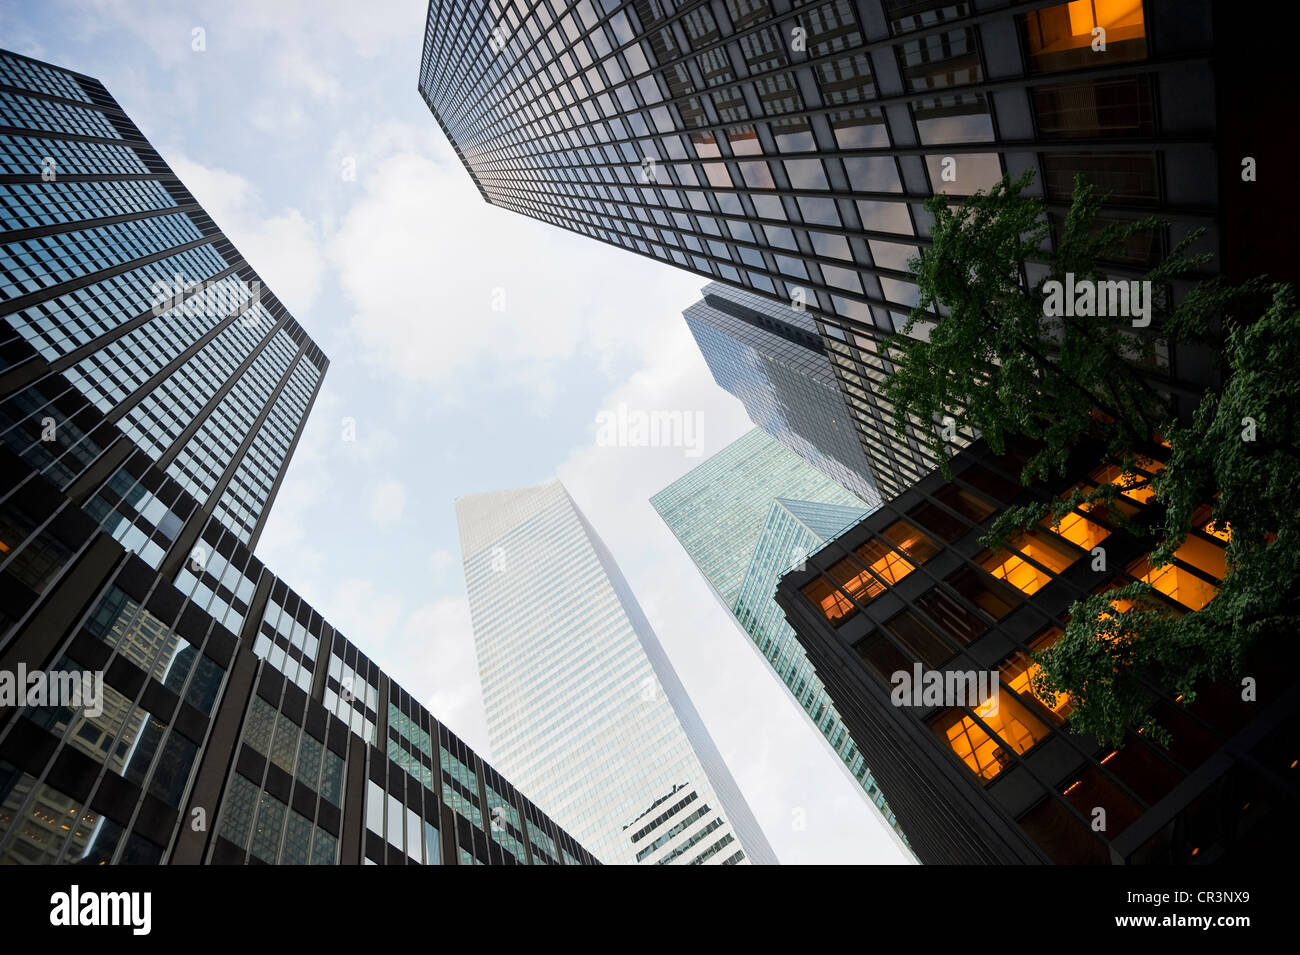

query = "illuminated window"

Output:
[[801, 523, 939, 623], [1088, 457, 1163, 505], [930, 694, 1051, 782], [1043, 506, 1110, 550], [979, 530, 1077, 596], [1127, 554, 1219, 611], [999, 627, 1073, 723], [802, 574, 856, 622], [1022, 0, 1147, 74], [1038, 483, 1115, 550]]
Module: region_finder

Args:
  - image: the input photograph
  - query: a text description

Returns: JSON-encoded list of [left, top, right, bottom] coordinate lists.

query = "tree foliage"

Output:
[[885, 171, 1300, 745]]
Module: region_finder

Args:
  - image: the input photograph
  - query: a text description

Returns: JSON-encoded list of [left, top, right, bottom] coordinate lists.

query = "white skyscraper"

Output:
[[455, 480, 777, 865]]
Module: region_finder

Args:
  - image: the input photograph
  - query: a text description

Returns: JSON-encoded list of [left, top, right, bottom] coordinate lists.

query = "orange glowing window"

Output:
[[1175, 534, 1227, 582], [0, 540, 9, 554], [1069, 0, 1144, 35], [802, 574, 856, 622], [1000, 627, 1074, 723], [1089, 457, 1163, 505], [979, 530, 1078, 596], [1128, 557, 1218, 611], [1042, 507, 1110, 550], [802, 531, 928, 623], [931, 695, 1051, 782], [1023, 0, 1147, 71]]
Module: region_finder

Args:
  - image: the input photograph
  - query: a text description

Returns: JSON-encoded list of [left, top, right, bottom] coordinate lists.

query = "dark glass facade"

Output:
[[419, 0, 1247, 497], [774, 439, 1300, 864], [0, 50, 598, 866], [684, 282, 881, 502]]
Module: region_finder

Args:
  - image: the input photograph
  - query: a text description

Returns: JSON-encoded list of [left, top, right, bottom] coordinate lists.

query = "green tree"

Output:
[[884, 171, 1300, 745]]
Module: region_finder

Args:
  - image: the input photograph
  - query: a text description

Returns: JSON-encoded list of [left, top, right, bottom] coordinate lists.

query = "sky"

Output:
[[2, 0, 911, 864]]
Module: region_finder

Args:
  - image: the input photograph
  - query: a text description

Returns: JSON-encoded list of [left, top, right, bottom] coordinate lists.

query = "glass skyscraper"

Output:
[[684, 281, 880, 502], [456, 478, 777, 864], [651, 428, 908, 848], [0, 50, 597, 866], [419, 0, 1230, 499]]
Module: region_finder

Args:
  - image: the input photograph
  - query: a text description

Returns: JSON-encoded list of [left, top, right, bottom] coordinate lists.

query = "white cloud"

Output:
[[165, 154, 325, 314], [369, 479, 407, 527], [393, 598, 491, 752], [328, 137, 705, 395], [427, 549, 455, 577]]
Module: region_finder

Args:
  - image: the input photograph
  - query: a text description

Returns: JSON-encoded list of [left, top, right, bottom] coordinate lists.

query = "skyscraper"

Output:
[[774, 439, 1300, 864], [456, 478, 777, 864], [685, 281, 881, 501], [419, 0, 1245, 494], [0, 50, 597, 866], [651, 428, 908, 849]]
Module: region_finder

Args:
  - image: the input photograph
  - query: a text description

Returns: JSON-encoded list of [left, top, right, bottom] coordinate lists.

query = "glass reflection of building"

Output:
[[420, 0, 1231, 496], [652, 429, 910, 852], [0, 50, 597, 866], [684, 282, 881, 503], [457, 479, 778, 864], [776, 440, 1300, 864]]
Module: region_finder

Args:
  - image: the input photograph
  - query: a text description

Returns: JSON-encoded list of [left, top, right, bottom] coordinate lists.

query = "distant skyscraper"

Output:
[[685, 281, 881, 502], [456, 479, 777, 865], [419, 0, 1239, 498], [0, 50, 596, 866], [651, 428, 908, 850]]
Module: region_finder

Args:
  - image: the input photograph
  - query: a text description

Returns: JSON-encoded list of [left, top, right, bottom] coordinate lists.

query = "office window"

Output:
[[366, 779, 384, 835], [854, 629, 916, 681], [1021, 0, 1147, 74], [943, 564, 1023, 621], [999, 626, 1073, 723], [217, 773, 260, 850], [249, 789, 286, 862], [1128, 554, 1217, 611], [1033, 75, 1153, 138], [978, 529, 1078, 596], [1042, 152, 1158, 205], [1017, 795, 1110, 863], [930, 693, 1050, 781], [907, 483, 996, 541], [883, 609, 955, 667]]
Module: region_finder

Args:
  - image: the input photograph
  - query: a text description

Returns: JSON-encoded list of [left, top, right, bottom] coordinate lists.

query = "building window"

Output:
[[978, 528, 1078, 596], [930, 694, 1051, 782], [1021, 0, 1147, 74], [998, 626, 1073, 723], [1033, 75, 1153, 139], [907, 483, 996, 541], [1017, 794, 1110, 863], [365, 780, 384, 836], [1042, 151, 1159, 205]]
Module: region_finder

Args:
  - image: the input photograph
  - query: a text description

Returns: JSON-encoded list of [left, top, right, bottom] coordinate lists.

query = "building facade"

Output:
[[685, 281, 880, 502], [420, 0, 1245, 497], [0, 50, 597, 866], [651, 427, 909, 848], [774, 438, 1300, 864], [457, 478, 778, 864]]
